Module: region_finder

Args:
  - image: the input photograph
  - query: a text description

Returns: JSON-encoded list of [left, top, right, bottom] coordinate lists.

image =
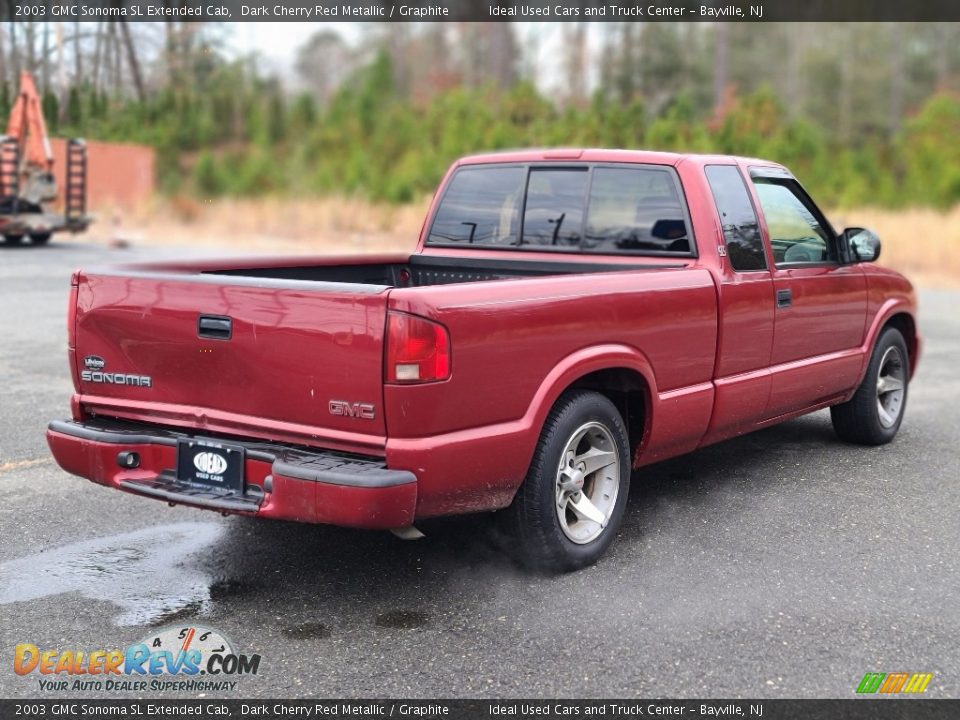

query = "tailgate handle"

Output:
[[198, 315, 232, 340]]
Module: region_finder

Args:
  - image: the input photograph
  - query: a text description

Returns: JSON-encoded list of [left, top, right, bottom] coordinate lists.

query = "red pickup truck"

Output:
[[47, 149, 919, 571]]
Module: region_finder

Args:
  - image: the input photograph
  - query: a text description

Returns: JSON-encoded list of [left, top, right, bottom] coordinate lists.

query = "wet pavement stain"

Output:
[[282, 622, 332, 640], [208, 578, 253, 601], [375, 610, 430, 629], [0, 522, 224, 627], [147, 600, 204, 627]]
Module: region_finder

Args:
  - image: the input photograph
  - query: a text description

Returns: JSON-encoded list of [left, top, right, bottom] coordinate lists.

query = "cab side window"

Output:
[[752, 178, 837, 265], [584, 167, 691, 254], [705, 165, 765, 271]]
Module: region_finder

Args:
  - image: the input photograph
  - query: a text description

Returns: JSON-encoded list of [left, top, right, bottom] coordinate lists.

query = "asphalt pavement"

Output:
[[0, 239, 957, 699]]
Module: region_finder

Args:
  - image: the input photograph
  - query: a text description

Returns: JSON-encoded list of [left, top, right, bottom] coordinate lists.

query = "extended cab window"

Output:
[[752, 178, 837, 265], [428, 167, 525, 246], [705, 165, 765, 271], [585, 167, 690, 254]]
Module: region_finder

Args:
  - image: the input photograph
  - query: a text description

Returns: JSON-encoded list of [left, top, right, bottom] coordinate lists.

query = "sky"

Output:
[[229, 22, 350, 74], [225, 22, 576, 91]]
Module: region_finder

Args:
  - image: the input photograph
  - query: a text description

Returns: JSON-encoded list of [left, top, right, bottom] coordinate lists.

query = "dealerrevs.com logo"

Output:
[[14, 625, 261, 693]]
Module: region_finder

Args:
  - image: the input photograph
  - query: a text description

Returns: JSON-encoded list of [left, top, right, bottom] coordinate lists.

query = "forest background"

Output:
[[2, 21, 957, 281]]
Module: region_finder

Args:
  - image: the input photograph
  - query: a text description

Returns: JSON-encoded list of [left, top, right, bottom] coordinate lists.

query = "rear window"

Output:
[[427, 166, 525, 246], [426, 163, 693, 256], [522, 168, 589, 248]]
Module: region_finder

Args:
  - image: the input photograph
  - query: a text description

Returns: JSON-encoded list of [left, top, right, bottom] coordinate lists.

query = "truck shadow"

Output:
[[0, 411, 855, 634], [183, 411, 850, 627], [223, 412, 843, 569], [627, 410, 839, 508]]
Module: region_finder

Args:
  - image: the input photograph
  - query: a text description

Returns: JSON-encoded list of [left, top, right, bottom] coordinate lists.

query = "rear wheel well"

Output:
[[883, 313, 917, 375], [569, 368, 649, 464]]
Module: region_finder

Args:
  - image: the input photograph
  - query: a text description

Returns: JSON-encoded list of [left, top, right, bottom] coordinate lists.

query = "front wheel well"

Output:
[[883, 313, 918, 377], [568, 368, 649, 465]]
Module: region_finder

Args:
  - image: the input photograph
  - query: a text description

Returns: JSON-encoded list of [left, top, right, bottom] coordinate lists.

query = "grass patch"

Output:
[[81, 199, 959, 288]]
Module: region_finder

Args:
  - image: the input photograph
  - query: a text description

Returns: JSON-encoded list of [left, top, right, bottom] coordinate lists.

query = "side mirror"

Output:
[[842, 227, 881, 263]]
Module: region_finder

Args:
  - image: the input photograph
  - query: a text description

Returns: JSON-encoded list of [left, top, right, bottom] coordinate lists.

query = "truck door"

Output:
[[699, 164, 775, 445], [747, 167, 868, 418]]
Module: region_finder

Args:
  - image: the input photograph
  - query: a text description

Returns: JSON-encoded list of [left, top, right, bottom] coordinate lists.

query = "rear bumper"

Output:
[[46, 420, 417, 530]]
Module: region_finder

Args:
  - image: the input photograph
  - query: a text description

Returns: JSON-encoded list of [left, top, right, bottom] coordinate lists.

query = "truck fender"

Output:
[[853, 299, 919, 392], [520, 343, 659, 461]]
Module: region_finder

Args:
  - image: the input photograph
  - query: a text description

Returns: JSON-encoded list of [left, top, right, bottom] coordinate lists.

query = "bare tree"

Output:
[[108, 21, 122, 92], [295, 30, 354, 105], [486, 23, 517, 90], [838, 32, 852, 143], [784, 24, 806, 118], [385, 23, 409, 94], [0, 25, 7, 88], [24, 21, 36, 75], [9, 22, 21, 80], [56, 22, 66, 112], [73, 21, 82, 87], [713, 22, 729, 114], [935, 23, 952, 90], [164, 19, 178, 85], [888, 23, 904, 135], [91, 22, 105, 93], [119, 21, 145, 101], [563, 22, 589, 105], [41, 19, 50, 90]]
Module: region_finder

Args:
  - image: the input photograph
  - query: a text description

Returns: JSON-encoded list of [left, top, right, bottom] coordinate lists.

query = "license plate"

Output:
[[176, 439, 244, 493]]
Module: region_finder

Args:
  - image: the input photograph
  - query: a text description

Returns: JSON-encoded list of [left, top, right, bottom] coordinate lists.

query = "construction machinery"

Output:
[[0, 72, 90, 245]]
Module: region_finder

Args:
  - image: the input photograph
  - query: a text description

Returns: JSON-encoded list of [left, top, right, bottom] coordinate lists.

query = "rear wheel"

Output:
[[30, 232, 51, 245], [3, 234, 23, 245], [831, 327, 909, 445], [505, 390, 631, 572]]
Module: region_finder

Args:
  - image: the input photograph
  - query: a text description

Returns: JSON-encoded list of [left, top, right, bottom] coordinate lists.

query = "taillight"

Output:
[[385, 311, 450, 384]]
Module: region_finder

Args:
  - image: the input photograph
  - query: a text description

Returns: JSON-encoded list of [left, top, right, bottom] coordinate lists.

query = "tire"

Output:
[[4, 234, 23, 245], [831, 327, 909, 445], [30, 232, 51, 245], [504, 390, 631, 572]]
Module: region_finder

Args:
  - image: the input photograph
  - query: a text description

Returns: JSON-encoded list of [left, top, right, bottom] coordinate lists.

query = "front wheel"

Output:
[[30, 232, 52, 245], [505, 390, 631, 572], [831, 327, 909, 445]]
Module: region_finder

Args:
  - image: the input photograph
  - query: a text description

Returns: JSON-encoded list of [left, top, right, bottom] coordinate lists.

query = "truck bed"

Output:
[[204, 254, 687, 288], [68, 252, 709, 458]]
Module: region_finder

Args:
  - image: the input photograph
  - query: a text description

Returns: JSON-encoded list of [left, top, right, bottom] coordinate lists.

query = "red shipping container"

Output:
[[50, 138, 155, 212]]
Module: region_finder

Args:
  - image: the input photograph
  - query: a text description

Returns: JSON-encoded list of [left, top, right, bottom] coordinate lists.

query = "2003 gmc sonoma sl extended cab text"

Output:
[[47, 149, 920, 570]]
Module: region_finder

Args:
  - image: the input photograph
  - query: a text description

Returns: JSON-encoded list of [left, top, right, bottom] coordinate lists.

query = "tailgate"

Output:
[[73, 270, 390, 451]]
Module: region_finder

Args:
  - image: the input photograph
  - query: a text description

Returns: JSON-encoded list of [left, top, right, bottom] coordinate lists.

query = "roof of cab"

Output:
[[455, 148, 785, 170]]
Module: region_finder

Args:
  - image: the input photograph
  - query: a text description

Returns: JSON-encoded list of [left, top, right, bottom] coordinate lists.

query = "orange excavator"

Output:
[[0, 71, 89, 244]]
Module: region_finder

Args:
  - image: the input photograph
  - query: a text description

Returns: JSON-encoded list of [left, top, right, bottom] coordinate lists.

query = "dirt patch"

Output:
[[80, 196, 429, 256], [831, 206, 960, 288], [65, 198, 960, 288]]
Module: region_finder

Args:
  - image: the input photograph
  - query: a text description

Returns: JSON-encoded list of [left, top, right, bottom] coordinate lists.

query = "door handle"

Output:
[[198, 315, 232, 340], [776, 289, 792, 308]]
